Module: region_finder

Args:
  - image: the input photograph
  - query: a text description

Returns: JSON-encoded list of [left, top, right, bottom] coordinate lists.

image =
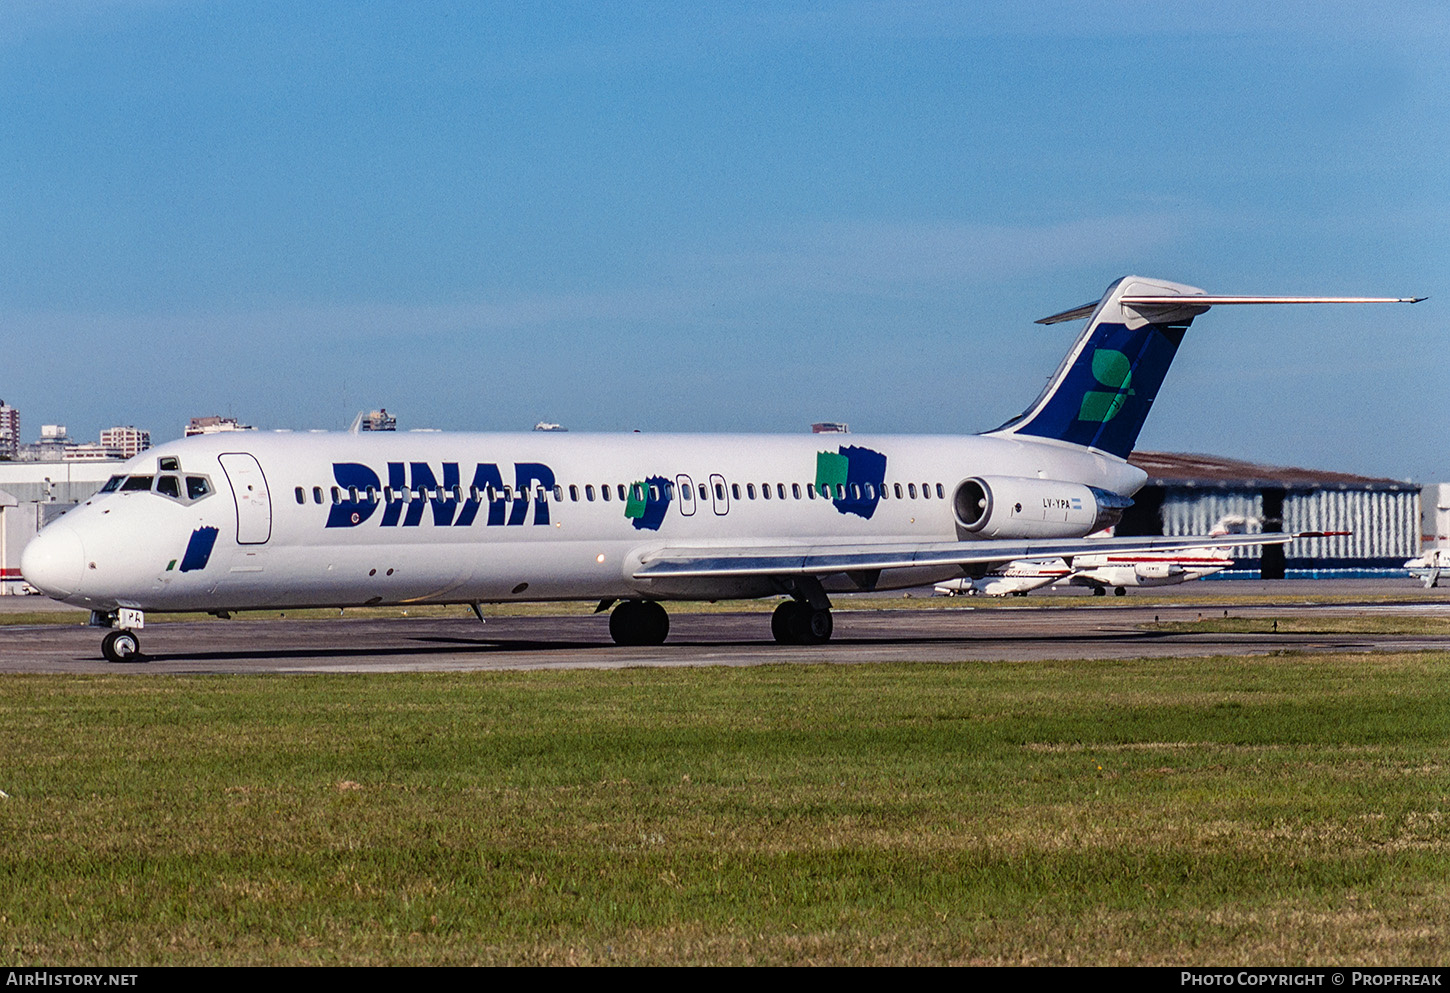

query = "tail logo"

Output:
[[1077, 348, 1136, 423]]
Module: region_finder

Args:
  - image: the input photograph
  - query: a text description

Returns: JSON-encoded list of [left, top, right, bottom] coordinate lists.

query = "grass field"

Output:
[[2, 653, 1448, 965]]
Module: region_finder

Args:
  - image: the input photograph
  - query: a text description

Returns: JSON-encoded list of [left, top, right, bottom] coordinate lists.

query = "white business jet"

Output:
[[934, 517, 1253, 597], [21, 276, 1420, 661]]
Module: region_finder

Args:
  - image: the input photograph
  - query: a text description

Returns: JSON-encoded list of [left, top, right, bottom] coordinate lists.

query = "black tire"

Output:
[[101, 630, 143, 664], [637, 600, 669, 645], [609, 600, 669, 646], [1114, 586, 1127, 597], [774, 601, 832, 645], [771, 601, 800, 644], [803, 607, 833, 644]]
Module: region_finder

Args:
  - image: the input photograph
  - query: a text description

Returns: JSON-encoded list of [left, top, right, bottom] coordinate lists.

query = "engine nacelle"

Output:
[[952, 476, 1132, 540], [1134, 562, 1182, 581]]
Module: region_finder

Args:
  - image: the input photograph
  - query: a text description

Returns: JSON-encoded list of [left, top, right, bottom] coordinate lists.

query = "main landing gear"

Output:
[[609, 599, 670, 646], [770, 600, 833, 645]]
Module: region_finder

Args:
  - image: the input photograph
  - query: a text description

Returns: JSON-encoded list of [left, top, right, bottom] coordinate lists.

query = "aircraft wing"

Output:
[[633, 531, 1325, 580]]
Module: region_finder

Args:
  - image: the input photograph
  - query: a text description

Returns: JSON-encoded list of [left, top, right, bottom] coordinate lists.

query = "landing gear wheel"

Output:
[[1092, 586, 1106, 597], [771, 600, 833, 645], [771, 601, 801, 643], [801, 606, 833, 644], [101, 630, 143, 664], [1114, 586, 1127, 597], [609, 600, 669, 646]]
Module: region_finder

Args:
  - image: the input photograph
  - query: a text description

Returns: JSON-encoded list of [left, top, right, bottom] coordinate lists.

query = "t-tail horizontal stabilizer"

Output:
[[991, 276, 1423, 460]]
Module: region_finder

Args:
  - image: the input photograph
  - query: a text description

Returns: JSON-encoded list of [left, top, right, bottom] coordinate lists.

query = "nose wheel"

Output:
[[101, 629, 144, 664]]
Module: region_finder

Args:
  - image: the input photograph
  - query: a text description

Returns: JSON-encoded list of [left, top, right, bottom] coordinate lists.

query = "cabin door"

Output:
[[219, 452, 273, 545]]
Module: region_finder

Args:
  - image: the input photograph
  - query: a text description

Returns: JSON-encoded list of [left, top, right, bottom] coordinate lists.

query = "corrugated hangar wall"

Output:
[[1153, 487, 1420, 571], [1120, 452, 1423, 575]]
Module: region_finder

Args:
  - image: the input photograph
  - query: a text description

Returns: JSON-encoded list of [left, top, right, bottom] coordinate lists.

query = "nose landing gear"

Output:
[[92, 608, 146, 663], [101, 629, 143, 663]]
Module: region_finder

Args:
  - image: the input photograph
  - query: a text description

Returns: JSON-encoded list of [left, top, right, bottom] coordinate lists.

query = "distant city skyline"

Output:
[[2, 2, 1444, 482]]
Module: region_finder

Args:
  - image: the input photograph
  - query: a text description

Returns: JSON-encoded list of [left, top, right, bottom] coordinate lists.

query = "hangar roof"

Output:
[[1127, 451, 1418, 491]]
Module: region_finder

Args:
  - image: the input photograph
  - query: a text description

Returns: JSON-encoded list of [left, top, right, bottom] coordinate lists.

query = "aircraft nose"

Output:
[[21, 524, 86, 599]]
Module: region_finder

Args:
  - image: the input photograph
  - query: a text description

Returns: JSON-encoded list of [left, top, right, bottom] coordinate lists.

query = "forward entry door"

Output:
[[218, 452, 273, 544]]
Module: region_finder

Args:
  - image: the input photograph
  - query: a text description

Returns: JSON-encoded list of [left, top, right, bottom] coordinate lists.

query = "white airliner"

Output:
[[933, 518, 1251, 597], [21, 276, 1421, 661]]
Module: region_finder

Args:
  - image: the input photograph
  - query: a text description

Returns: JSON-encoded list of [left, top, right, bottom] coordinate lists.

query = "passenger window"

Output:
[[879, 484, 889, 500], [805, 484, 815, 500], [922, 483, 932, 499], [747, 483, 756, 499], [895, 483, 904, 499], [936, 483, 945, 499], [699, 483, 708, 500], [601, 485, 611, 501], [649, 485, 659, 501], [792, 483, 801, 500], [187, 477, 211, 500], [585, 485, 595, 502], [312, 486, 323, 504], [835, 484, 845, 500], [908, 484, 918, 499], [569, 485, 579, 501], [731, 483, 741, 500], [294, 486, 305, 504], [554, 485, 564, 501], [157, 476, 182, 499], [714, 483, 725, 500], [617, 484, 627, 501], [121, 475, 153, 492]]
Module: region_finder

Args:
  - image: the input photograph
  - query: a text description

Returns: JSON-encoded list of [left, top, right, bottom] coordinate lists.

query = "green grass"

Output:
[[1, 655, 1448, 965]]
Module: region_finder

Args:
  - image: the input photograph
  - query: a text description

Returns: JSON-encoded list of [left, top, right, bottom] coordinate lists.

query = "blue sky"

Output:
[[2, 1, 1445, 481]]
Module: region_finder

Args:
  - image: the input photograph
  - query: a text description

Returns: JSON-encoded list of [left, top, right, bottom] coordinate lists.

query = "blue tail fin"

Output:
[[988, 276, 1210, 459]]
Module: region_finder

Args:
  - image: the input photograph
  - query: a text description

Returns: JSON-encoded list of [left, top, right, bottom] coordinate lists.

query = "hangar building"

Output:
[[1122, 452, 1423, 577]]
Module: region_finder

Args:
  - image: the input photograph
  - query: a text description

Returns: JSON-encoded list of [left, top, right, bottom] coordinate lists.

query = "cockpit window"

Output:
[[155, 475, 181, 499], [186, 476, 212, 500], [158, 456, 181, 472], [121, 475, 154, 491], [100, 475, 125, 493]]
